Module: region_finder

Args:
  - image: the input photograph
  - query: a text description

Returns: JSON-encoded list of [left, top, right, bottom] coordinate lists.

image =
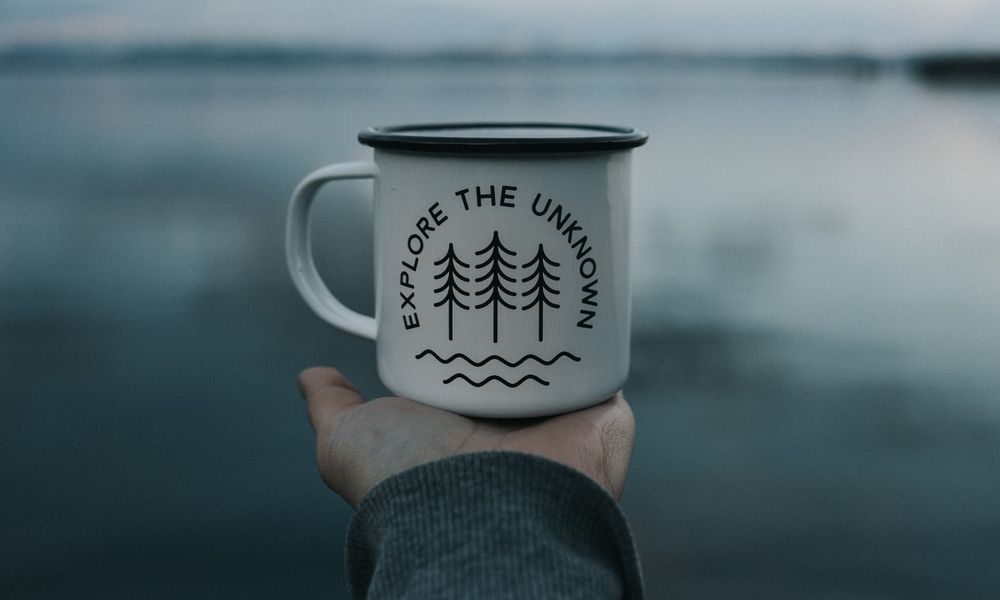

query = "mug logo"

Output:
[[399, 185, 599, 387]]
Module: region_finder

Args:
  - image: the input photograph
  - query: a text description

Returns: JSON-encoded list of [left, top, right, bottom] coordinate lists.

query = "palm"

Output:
[[300, 368, 634, 506]]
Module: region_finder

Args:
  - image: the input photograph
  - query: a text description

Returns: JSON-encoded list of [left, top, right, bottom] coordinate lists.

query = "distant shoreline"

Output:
[[0, 45, 885, 73], [911, 54, 1000, 84], [1, 45, 998, 83]]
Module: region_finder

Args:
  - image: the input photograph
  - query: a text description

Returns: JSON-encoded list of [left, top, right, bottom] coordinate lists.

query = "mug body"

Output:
[[373, 149, 633, 417]]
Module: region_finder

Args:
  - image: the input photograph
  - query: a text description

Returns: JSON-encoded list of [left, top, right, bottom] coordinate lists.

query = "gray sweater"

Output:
[[346, 452, 644, 599]]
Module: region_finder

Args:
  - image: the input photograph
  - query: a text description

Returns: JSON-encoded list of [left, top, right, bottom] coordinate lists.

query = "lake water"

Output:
[[2, 62, 1000, 598]]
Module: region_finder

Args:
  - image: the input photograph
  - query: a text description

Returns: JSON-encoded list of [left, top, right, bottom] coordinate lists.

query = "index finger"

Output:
[[297, 366, 365, 432]]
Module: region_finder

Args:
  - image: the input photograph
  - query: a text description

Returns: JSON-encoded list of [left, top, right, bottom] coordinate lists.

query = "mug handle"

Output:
[[286, 161, 378, 340]]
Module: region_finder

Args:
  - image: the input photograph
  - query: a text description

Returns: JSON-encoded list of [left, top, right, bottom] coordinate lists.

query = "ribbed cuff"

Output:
[[346, 451, 643, 599]]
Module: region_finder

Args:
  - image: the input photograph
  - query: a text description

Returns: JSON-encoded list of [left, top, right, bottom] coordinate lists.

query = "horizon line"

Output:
[[2, 44, 998, 80], [2, 42, 996, 59]]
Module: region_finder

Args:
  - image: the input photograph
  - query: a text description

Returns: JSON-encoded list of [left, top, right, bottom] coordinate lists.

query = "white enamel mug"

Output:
[[287, 123, 647, 417]]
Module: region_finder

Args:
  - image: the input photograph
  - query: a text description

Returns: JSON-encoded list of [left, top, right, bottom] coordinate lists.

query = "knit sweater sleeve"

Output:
[[345, 451, 644, 599]]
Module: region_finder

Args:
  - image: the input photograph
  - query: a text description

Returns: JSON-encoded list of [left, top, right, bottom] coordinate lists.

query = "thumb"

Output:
[[297, 367, 365, 433]]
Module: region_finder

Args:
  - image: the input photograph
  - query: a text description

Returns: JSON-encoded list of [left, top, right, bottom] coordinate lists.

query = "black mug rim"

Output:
[[358, 122, 648, 154]]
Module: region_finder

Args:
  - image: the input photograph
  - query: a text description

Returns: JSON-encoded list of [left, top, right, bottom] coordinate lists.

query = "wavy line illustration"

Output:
[[415, 349, 581, 368], [442, 373, 550, 387]]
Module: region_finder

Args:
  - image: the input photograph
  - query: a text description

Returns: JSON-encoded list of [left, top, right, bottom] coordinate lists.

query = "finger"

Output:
[[571, 392, 635, 499], [600, 392, 635, 499], [573, 391, 634, 432], [607, 392, 635, 438], [298, 367, 365, 432]]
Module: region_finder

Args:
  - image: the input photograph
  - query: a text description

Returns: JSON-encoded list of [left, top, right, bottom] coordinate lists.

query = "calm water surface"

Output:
[[2, 63, 999, 598]]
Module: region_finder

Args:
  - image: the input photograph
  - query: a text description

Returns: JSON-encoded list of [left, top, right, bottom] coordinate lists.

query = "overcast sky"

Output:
[[2, 0, 999, 53]]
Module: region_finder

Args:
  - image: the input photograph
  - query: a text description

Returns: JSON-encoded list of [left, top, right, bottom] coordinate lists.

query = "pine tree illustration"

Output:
[[474, 231, 518, 343], [432, 243, 471, 341], [521, 244, 561, 342]]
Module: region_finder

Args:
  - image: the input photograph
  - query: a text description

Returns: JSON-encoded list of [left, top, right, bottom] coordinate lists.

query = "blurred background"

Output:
[[2, 1, 1000, 598]]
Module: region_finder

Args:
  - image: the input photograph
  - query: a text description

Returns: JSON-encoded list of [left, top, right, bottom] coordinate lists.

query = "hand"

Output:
[[298, 367, 636, 506]]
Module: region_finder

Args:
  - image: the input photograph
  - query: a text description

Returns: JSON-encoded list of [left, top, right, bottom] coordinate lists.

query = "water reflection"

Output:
[[2, 63, 999, 598]]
